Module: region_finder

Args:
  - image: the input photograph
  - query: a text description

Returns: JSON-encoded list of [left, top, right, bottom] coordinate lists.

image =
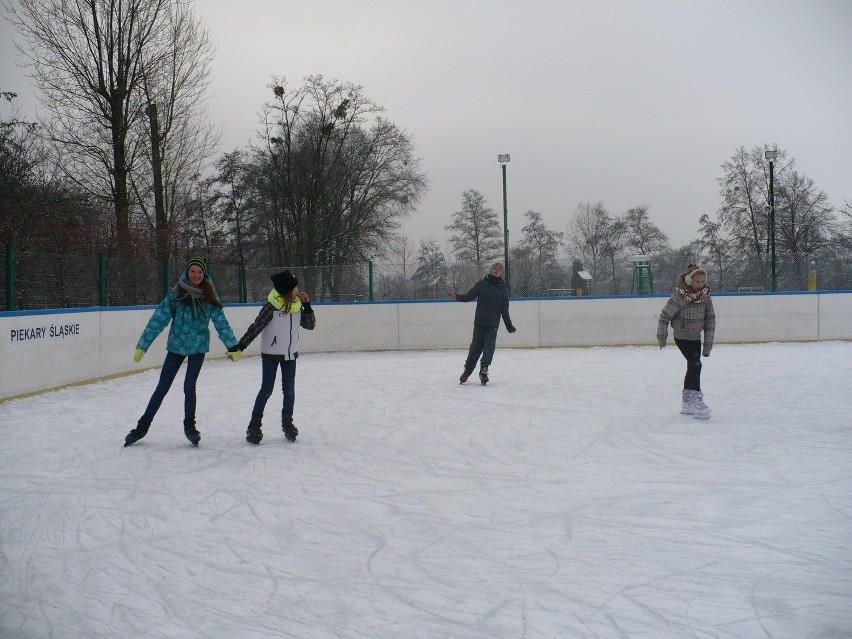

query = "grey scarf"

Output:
[[175, 280, 205, 316]]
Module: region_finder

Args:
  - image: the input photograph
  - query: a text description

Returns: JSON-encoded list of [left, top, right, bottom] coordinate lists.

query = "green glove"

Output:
[[134, 348, 144, 363], [228, 351, 243, 363]]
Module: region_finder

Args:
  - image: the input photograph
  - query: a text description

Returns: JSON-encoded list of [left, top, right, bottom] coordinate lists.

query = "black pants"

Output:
[[674, 337, 702, 391], [464, 325, 498, 373]]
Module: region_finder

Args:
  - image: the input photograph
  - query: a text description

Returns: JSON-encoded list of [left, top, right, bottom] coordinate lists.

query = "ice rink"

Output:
[[2, 342, 851, 638]]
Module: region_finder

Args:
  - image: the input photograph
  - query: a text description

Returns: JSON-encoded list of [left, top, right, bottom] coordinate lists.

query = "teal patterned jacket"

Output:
[[135, 273, 239, 356]]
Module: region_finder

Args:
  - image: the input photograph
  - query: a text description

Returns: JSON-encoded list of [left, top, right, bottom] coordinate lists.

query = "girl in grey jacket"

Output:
[[657, 264, 716, 419]]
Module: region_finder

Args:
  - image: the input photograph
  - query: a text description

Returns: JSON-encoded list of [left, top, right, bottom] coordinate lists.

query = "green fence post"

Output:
[[368, 260, 374, 301], [98, 252, 106, 305], [238, 266, 246, 303], [6, 244, 14, 311]]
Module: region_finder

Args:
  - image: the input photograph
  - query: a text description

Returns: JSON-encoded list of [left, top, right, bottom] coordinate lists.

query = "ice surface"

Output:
[[2, 343, 851, 638]]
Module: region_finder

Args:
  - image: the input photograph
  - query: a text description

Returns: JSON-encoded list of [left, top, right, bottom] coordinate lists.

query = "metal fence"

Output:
[[3, 246, 851, 311]]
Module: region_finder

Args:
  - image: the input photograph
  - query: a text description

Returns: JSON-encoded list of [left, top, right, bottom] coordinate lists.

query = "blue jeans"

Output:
[[141, 351, 205, 423], [251, 357, 297, 418], [464, 325, 498, 373]]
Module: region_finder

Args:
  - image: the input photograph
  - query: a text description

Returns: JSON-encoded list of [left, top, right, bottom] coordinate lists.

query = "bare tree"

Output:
[[622, 206, 669, 256], [837, 200, 852, 251], [716, 144, 841, 290], [133, 1, 219, 268], [507, 243, 535, 296], [519, 210, 562, 263], [445, 188, 503, 267], [775, 167, 835, 287], [565, 202, 615, 282], [717, 145, 787, 285], [598, 216, 627, 294], [698, 213, 730, 290], [518, 209, 563, 294], [206, 150, 267, 270], [1, 91, 108, 254], [6, 0, 175, 251], [411, 238, 447, 299], [383, 232, 415, 274], [375, 232, 415, 299], [258, 75, 427, 271], [1, 92, 44, 247], [181, 175, 227, 259]]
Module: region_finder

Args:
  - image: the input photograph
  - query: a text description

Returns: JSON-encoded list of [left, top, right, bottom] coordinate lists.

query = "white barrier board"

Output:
[[2, 293, 850, 399]]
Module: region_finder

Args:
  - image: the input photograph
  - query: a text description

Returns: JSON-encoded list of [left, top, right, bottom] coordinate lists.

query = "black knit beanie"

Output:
[[271, 270, 298, 294]]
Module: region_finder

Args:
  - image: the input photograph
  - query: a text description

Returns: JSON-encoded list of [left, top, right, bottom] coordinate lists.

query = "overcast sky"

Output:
[[3, 0, 851, 253]]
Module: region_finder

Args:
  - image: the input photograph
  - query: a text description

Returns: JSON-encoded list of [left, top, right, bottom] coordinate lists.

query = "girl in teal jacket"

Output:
[[124, 257, 239, 447]]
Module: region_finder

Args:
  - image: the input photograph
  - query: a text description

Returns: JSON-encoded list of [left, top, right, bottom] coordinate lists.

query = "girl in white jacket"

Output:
[[230, 270, 316, 443]]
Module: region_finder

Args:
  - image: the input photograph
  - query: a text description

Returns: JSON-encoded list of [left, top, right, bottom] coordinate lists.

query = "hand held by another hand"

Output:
[[133, 348, 144, 363], [228, 351, 243, 363]]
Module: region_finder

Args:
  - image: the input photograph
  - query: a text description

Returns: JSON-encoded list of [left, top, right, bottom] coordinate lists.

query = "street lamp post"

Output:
[[498, 154, 510, 294], [765, 149, 777, 292]]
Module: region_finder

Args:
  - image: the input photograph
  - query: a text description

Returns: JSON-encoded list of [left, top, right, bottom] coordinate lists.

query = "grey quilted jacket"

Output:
[[657, 273, 716, 355]]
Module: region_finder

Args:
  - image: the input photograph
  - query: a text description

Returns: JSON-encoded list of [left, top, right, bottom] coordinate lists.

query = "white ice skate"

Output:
[[680, 389, 695, 415], [691, 391, 711, 420]]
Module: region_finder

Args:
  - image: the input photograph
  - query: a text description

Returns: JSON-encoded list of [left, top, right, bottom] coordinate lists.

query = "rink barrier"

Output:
[[2, 291, 851, 400]]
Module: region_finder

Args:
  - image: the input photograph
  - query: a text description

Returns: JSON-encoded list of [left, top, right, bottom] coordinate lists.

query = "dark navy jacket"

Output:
[[455, 274, 514, 330]]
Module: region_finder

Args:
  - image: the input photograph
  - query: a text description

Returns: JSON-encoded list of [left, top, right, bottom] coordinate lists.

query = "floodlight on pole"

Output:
[[765, 149, 777, 292], [498, 154, 510, 294]]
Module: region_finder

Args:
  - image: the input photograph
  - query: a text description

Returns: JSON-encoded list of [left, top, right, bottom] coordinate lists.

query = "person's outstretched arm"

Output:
[[453, 281, 481, 303]]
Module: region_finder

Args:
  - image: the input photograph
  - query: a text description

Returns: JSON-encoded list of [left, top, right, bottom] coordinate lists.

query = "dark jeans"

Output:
[[674, 337, 702, 391], [464, 325, 498, 373], [251, 357, 297, 418], [141, 351, 205, 424]]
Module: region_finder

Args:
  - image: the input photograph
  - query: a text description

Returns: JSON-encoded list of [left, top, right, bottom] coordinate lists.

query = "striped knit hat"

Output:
[[185, 256, 208, 275]]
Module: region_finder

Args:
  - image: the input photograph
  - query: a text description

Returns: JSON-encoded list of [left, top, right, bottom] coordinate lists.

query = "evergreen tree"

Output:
[[445, 189, 503, 266]]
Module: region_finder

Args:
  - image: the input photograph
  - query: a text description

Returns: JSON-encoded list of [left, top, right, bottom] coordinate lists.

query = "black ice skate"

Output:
[[479, 365, 489, 385], [282, 412, 298, 442], [183, 419, 201, 446], [459, 370, 472, 384], [124, 420, 150, 447], [246, 416, 263, 445]]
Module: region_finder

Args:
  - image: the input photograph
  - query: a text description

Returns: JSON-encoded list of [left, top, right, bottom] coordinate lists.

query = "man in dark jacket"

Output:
[[450, 262, 516, 384]]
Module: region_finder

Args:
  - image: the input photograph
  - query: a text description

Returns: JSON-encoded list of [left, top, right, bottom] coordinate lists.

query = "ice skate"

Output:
[[246, 416, 263, 445], [459, 370, 472, 384], [124, 420, 150, 447], [183, 419, 201, 446], [680, 389, 695, 415], [692, 392, 711, 420], [282, 412, 298, 442], [479, 365, 489, 385]]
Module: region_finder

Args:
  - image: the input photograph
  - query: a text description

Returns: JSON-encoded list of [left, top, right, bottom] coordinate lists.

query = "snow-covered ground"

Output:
[[2, 343, 851, 639]]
